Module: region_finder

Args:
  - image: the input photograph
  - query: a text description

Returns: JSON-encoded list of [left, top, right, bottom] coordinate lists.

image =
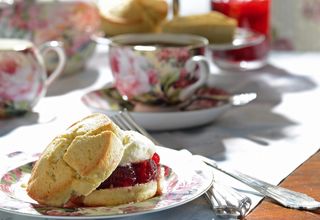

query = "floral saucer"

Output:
[[81, 85, 233, 131], [0, 147, 213, 219]]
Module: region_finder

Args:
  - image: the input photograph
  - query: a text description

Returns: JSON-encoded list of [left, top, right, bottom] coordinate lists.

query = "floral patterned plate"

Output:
[[0, 146, 213, 219], [81, 85, 233, 131]]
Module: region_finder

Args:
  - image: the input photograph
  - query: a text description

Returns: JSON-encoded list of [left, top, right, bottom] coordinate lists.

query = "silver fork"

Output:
[[206, 179, 252, 218], [110, 111, 252, 218], [110, 111, 320, 211]]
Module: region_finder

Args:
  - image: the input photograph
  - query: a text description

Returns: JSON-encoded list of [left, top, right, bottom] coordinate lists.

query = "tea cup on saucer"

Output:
[[108, 33, 210, 108]]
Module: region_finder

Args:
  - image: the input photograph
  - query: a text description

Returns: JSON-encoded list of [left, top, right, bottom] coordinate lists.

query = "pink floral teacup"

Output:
[[109, 33, 210, 106], [0, 39, 66, 118]]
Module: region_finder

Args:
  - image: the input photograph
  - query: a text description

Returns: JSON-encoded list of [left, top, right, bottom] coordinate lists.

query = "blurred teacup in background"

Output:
[[108, 33, 210, 108], [0, 0, 100, 75], [0, 39, 66, 118]]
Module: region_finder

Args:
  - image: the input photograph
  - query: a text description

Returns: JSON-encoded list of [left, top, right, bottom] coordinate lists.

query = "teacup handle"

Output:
[[179, 55, 210, 101], [39, 41, 66, 86]]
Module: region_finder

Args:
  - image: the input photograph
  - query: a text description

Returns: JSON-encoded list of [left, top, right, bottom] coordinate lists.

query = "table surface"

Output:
[[0, 49, 320, 220], [248, 150, 320, 219]]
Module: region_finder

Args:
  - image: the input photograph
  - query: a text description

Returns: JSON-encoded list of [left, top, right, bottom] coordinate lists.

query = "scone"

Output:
[[162, 12, 237, 44], [83, 130, 163, 206], [26, 113, 163, 207], [98, 0, 168, 36]]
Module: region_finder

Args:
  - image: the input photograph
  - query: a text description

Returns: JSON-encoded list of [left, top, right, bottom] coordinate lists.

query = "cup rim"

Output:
[[109, 33, 209, 50]]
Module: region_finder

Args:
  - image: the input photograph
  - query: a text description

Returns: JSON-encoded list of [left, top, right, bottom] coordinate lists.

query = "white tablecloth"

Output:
[[0, 47, 320, 220]]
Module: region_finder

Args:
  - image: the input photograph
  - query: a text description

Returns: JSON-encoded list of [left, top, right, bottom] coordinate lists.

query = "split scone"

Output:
[[162, 12, 237, 44], [98, 0, 168, 36], [26, 113, 163, 207]]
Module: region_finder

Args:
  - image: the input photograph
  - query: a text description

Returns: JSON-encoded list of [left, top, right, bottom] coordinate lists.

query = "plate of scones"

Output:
[[0, 113, 213, 218]]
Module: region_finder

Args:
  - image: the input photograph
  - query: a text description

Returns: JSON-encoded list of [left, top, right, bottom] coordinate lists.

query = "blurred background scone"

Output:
[[98, 0, 168, 36], [162, 12, 237, 44]]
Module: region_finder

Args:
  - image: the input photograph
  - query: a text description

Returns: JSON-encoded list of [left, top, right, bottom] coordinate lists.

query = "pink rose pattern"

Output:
[[158, 48, 190, 63], [0, 1, 99, 52], [110, 48, 153, 100], [0, 163, 210, 217], [0, 0, 100, 74], [109, 47, 202, 104], [0, 51, 44, 117]]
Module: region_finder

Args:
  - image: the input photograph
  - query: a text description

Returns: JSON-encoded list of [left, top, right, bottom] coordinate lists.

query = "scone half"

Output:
[[26, 113, 125, 207], [26, 113, 163, 207]]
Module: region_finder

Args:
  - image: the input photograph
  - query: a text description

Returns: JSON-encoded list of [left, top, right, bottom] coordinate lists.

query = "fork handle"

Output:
[[205, 180, 251, 218], [196, 155, 320, 210]]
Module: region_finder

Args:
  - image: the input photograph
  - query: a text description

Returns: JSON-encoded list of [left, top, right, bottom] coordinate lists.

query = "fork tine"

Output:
[[116, 113, 132, 131], [121, 111, 141, 132], [111, 114, 130, 131]]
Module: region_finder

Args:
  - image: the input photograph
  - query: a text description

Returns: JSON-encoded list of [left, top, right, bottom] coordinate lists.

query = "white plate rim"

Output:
[[0, 146, 213, 219]]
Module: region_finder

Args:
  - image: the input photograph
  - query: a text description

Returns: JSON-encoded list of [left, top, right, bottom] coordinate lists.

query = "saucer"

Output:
[[81, 86, 233, 131]]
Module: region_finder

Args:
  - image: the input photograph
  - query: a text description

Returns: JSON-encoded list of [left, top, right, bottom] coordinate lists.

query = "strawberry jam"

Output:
[[97, 153, 160, 189]]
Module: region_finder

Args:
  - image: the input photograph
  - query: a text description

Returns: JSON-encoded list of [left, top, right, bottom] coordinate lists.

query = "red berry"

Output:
[[133, 159, 158, 184], [152, 153, 160, 164]]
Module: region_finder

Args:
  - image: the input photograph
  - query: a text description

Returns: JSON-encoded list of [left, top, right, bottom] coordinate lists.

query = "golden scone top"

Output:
[[164, 12, 237, 26], [97, 1, 237, 44], [162, 12, 237, 44], [26, 113, 125, 207], [98, 0, 168, 36]]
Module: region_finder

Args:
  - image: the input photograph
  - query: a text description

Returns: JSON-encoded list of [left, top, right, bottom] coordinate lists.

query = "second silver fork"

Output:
[[110, 111, 252, 218]]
